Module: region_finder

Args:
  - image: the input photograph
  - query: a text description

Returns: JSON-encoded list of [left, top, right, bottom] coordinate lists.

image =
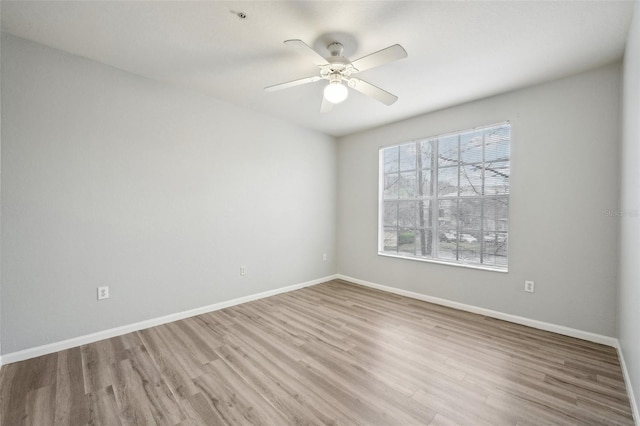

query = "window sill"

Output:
[[378, 252, 508, 273]]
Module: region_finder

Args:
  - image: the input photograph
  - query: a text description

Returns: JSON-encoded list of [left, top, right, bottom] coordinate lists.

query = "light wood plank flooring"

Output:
[[0, 279, 634, 425]]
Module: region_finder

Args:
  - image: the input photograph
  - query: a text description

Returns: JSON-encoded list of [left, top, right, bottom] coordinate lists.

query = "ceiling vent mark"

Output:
[[230, 10, 247, 20]]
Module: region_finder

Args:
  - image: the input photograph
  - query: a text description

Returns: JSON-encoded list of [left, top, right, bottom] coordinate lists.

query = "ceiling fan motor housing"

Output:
[[319, 42, 355, 77], [328, 72, 342, 84]]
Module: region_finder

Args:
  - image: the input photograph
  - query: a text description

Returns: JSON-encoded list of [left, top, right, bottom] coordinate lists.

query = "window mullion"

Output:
[[480, 130, 485, 264], [456, 134, 461, 261], [396, 149, 400, 253], [432, 138, 439, 259]]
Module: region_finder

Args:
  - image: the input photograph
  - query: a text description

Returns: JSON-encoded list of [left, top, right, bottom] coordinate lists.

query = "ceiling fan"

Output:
[[265, 39, 407, 112]]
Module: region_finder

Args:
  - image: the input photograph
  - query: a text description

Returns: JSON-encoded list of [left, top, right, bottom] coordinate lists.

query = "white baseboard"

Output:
[[0, 274, 339, 366], [335, 274, 619, 347], [616, 343, 640, 425]]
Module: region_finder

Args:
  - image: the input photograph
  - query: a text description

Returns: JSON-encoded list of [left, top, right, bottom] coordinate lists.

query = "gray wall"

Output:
[[0, 34, 337, 354], [619, 0, 640, 415], [337, 63, 621, 337]]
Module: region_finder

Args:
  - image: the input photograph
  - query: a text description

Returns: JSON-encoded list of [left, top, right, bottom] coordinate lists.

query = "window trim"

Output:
[[377, 122, 510, 272], [377, 251, 509, 273]]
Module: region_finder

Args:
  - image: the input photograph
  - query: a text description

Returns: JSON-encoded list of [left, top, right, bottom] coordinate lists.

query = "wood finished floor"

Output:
[[0, 279, 634, 425]]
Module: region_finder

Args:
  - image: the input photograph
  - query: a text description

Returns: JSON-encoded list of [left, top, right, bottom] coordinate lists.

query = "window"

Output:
[[379, 122, 510, 270]]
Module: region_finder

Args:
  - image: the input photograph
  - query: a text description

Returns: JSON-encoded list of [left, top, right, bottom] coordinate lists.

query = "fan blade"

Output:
[[320, 96, 334, 113], [284, 39, 329, 66], [350, 78, 398, 106], [351, 44, 407, 73], [264, 76, 320, 92]]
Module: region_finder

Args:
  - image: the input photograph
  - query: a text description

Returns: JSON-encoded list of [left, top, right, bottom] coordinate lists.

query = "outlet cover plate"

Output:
[[524, 280, 535, 293], [98, 286, 110, 300]]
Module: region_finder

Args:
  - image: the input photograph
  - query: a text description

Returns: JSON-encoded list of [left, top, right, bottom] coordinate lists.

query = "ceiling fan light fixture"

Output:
[[324, 81, 348, 104]]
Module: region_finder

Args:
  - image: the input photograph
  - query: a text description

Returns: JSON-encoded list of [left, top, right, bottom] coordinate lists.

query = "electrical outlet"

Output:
[[97, 286, 110, 300], [322, 253, 328, 262], [524, 280, 535, 293], [240, 266, 246, 276]]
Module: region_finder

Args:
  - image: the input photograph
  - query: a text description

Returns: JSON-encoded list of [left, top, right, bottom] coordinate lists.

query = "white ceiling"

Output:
[[1, 1, 635, 137]]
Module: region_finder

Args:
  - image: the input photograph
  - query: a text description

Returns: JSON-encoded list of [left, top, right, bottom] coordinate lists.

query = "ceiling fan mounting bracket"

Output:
[[327, 42, 344, 57]]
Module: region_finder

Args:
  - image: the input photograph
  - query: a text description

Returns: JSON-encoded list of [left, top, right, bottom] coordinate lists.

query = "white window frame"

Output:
[[378, 122, 510, 272]]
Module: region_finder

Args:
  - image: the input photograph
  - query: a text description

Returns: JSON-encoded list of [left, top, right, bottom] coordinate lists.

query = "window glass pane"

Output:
[[418, 168, 434, 197], [383, 201, 398, 227], [457, 236, 481, 264], [383, 147, 399, 173], [397, 201, 417, 228], [438, 236, 458, 262], [398, 172, 416, 198], [438, 199, 458, 230], [492, 252, 508, 268], [458, 232, 480, 244], [397, 229, 416, 255], [415, 200, 434, 257], [399, 144, 416, 171], [419, 140, 435, 169], [460, 130, 483, 164], [458, 198, 482, 230], [383, 174, 399, 199], [484, 161, 509, 195], [482, 232, 508, 245], [459, 164, 483, 196], [415, 228, 434, 257], [485, 126, 510, 162], [439, 229, 458, 243], [483, 197, 509, 231], [438, 166, 458, 196], [482, 233, 508, 267], [417, 200, 432, 229], [438, 135, 458, 167], [383, 227, 398, 252]]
